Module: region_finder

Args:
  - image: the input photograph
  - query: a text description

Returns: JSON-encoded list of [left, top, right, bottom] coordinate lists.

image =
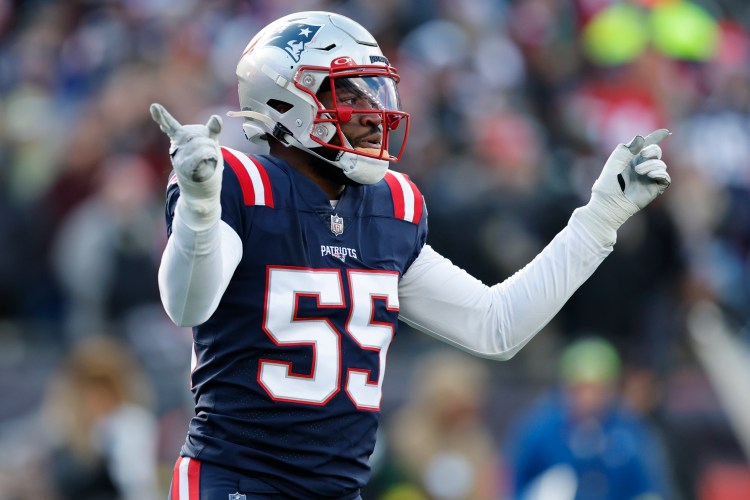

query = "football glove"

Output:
[[150, 103, 223, 229], [577, 129, 671, 245]]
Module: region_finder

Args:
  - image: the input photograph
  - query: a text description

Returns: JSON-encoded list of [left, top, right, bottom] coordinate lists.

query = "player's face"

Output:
[[317, 78, 384, 151]]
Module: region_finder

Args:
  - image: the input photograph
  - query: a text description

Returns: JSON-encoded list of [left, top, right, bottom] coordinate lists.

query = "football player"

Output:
[[151, 11, 671, 500]]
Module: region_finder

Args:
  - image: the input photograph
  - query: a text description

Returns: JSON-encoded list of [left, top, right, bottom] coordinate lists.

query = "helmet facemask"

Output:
[[297, 60, 409, 168]]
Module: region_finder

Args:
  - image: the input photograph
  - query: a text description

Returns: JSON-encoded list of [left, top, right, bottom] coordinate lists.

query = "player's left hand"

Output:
[[588, 129, 671, 229]]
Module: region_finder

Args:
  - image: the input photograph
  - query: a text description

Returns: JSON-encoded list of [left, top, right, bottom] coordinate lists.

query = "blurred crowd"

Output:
[[2, 0, 750, 498]]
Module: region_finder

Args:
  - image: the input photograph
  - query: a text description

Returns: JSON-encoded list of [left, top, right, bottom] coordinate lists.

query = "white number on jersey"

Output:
[[259, 267, 398, 410]]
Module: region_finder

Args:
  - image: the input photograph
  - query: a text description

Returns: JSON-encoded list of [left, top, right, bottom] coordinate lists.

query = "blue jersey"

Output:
[[164, 147, 428, 498]]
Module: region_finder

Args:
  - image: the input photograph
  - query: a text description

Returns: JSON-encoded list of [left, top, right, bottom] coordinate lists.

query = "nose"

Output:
[[360, 110, 382, 128]]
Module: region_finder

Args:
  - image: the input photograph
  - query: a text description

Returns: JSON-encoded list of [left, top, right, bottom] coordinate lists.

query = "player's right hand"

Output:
[[150, 103, 223, 225], [150, 102, 223, 191]]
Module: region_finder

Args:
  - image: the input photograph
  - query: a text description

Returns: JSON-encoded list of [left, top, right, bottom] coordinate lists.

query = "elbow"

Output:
[[159, 290, 209, 328], [469, 328, 524, 361], [452, 343, 517, 361], [163, 302, 209, 328], [480, 349, 517, 362], [163, 303, 192, 328], [493, 350, 517, 361], [158, 266, 211, 327], [172, 314, 202, 328]]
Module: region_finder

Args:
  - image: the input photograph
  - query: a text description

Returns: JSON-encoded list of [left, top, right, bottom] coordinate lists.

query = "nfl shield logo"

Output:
[[330, 214, 344, 236], [228, 493, 246, 500]]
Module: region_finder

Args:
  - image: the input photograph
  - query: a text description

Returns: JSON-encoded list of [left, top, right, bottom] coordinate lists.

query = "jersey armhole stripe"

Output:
[[221, 146, 274, 207], [248, 155, 275, 207], [384, 170, 423, 224], [384, 171, 405, 219]]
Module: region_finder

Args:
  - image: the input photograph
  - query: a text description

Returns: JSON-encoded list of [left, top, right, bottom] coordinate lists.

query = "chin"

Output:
[[310, 152, 349, 181]]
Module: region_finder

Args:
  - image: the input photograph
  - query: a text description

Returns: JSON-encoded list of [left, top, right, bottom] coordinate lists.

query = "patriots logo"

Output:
[[265, 22, 322, 62]]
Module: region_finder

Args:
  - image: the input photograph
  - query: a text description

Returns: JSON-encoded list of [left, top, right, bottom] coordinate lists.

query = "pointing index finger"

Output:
[[643, 129, 671, 147], [627, 129, 671, 154], [150, 103, 182, 138]]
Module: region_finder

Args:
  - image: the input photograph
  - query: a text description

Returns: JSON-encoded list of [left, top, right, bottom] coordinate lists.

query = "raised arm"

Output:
[[399, 131, 671, 359], [151, 103, 242, 327]]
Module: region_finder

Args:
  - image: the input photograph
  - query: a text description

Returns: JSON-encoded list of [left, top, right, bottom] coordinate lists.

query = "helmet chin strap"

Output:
[[227, 110, 389, 185], [286, 134, 389, 185]]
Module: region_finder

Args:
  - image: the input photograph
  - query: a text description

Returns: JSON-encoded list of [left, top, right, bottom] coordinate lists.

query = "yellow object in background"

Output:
[[582, 3, 649, 66], [582, 0, 720, 66], [650, 0, 720, 61]]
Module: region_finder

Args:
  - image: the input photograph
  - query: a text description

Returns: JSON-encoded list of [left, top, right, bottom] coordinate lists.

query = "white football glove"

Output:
[[576, 129, 671, 245], [150, 103, 223, 229]]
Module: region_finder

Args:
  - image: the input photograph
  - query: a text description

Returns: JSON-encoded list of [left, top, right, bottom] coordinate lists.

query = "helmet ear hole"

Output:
[[267, 99, 293, 114]]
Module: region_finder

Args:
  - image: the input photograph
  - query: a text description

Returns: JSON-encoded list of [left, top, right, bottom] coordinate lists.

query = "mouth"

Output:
[[357, 134, 383, 150]]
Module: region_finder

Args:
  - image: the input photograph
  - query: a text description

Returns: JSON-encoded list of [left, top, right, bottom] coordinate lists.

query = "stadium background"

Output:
[[1, 0, 750, 498]]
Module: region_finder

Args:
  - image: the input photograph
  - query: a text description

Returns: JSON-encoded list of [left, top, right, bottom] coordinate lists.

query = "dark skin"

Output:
[[268, 85, 383, 200]]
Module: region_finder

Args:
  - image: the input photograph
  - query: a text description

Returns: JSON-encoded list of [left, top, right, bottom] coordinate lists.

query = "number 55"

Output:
[[260, 267, 399, 411]]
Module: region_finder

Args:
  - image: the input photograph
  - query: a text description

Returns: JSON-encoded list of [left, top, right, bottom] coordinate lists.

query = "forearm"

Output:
[[158, 203, 242, 327], [400, 130, 671, 359], [398, 214, 611, 359], [151, 103, 234, 326]]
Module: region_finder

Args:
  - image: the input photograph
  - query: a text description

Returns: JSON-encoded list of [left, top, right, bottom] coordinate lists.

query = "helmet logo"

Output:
[[265, 23, 322, 62]]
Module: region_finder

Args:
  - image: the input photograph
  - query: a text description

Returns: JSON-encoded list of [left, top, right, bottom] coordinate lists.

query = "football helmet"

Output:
[[228, 11, 409, 184]]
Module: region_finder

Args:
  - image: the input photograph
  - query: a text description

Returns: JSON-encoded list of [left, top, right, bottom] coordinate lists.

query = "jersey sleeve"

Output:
[[383, 170, 428, 274], [218, 146, 275, 238], [397, 212, 612, 359]]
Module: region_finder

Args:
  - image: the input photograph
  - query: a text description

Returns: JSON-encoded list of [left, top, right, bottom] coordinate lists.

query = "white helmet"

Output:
[[228, 11, 409, 184]]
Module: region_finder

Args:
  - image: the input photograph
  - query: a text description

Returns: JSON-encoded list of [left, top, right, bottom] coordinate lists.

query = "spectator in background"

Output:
[[372, 349, 502, 500], [506, 336, 671, 500], [38, 335, 160, 500], [51, 154, 163, 342]]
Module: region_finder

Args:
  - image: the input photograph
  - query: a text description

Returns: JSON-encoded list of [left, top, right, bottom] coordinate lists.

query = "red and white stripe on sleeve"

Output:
[[384, 170, 424, 224], [221, 146, 275, 207], [172, 456, 201, 500]]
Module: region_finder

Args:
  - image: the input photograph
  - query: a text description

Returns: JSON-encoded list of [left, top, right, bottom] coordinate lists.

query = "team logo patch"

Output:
[[228, 493, 246, 500], [330, 214, 345, 236], [265, 22, 322, 62]]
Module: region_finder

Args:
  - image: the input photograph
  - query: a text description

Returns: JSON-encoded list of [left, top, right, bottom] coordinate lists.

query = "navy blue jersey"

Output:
[[164, 147, 427, 498]]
